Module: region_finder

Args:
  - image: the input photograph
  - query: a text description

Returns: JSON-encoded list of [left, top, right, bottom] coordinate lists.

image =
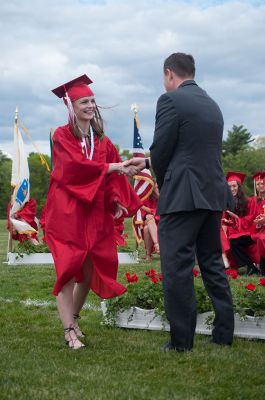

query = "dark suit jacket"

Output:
[[150, 80, 233, 215]]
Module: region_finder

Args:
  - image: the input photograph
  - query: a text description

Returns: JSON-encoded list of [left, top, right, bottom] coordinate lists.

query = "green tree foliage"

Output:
[[222, 147, 265, 195], [0, 150, 12, 219], [0, 151, 50, 218], [223, 125, 254, 156], [28, 153, 51, 216]]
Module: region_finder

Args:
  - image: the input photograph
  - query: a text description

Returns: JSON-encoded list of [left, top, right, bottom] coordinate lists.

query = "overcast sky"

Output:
[[1, 0, 265, 157]]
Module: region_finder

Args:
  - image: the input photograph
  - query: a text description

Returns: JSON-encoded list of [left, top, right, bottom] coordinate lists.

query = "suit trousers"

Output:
[[158, 209, 234, 350]]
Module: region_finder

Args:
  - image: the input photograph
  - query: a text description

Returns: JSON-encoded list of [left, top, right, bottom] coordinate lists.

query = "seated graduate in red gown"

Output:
[[140, 182, 160, 261], [250, 172, 265, 275], [221, 171, 259, 275], [45, 74, 141, 349], [7, 197, 39, 245]]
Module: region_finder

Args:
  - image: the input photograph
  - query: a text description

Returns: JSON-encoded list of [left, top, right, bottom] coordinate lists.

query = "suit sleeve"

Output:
[[149, 93, 179, 189]]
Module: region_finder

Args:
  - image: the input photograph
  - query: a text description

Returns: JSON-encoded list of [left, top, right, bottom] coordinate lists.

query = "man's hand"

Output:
[[123, 158, 146, 172]]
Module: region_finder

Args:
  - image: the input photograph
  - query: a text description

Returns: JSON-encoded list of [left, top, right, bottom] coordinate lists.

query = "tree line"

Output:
[[0, 125, 265, 219]]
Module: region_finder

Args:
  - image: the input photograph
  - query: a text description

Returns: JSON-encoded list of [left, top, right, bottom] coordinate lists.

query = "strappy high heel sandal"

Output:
[[73, 314, 86, 338], [145, 253, 151, 262], [154, 242, 160, 255], [64, 327, 86, 350]]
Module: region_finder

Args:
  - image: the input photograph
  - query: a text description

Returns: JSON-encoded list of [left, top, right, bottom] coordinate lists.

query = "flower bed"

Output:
[[101, 303, 265, 339], [102, 268, 265, 340]]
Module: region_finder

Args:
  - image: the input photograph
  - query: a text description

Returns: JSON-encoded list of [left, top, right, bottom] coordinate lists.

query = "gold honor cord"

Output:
[[21, 124, 51, 172]]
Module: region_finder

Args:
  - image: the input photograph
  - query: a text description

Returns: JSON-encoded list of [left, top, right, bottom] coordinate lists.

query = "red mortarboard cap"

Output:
[[252, 172, 265, 182], [226, 171, 246, 185], [51, 74, 94, 102]]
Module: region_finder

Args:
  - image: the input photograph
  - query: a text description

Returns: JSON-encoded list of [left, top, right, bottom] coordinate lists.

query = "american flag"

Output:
[[132, 111, 154, 244]]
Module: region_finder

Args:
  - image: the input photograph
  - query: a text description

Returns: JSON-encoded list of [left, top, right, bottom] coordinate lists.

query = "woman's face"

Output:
[[72, 96, 96, 122], [256, 180, 265, 195], [228, 180, 238, 197]]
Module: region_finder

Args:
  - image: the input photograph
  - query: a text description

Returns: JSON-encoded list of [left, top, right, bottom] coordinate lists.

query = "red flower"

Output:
[[226, 268, 238, 280], [145, 269, 156, 277], [151, 276, 159, 283], [244, 283, 257, 291], [192, 268, 199, 277], [259, 277, 265, 286], [158, 273, 163, 281], [125, 272, 139, 283]]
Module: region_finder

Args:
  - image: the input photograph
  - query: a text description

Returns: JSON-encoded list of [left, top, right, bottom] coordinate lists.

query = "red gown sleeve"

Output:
[[51, 127, 109, 204], [238, 198, 257, 234], [104, 138, 141, 216]]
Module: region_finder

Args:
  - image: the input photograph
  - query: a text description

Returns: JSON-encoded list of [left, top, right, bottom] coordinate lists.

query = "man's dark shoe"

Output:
[[162, 341, 191, 352]]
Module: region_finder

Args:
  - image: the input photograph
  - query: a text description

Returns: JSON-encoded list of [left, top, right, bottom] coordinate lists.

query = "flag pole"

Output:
[[7, 107, 18, 258], [131, 103, 139, 120], [130, 103, 141, 250]]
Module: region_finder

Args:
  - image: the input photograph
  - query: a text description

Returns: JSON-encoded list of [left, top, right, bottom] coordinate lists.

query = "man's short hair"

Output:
[[164, 53, 195, 78]]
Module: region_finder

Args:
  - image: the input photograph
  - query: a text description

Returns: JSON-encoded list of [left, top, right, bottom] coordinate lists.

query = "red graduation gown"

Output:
[[250, 197, 265, 259], [45, 124, 141, 297], [221, 198, 259, 266]]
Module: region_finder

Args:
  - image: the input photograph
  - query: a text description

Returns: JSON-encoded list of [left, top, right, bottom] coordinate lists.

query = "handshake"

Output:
[[116, 157, 151, 177]]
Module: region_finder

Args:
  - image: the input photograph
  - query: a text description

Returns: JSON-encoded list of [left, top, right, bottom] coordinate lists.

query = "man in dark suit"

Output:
[[126, 52, 234, 351]]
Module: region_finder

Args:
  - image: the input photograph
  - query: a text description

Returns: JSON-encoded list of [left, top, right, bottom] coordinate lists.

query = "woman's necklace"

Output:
[[80, 126, 94, 160]]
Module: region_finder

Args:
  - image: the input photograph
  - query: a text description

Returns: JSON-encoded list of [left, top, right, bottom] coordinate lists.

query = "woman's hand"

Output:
[[254, 214, 265, 225], [107, 162, 138, 177], [226, 210, 239, 220], [114, 202, 128, 219]]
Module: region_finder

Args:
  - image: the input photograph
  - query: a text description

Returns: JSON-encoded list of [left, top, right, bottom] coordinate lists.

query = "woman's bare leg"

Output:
[[145, 215, 160, 253], [144, 225, 153, 261], [72, 255, 93, 336], [73, 255, 93, 315], [56, 279, 84, 349], [222, 252, 230, 269]]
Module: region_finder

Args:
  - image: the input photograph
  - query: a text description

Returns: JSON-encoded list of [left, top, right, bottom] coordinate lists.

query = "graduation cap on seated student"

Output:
[[252, 172, 265, 196], [226, 171, 246, 185]]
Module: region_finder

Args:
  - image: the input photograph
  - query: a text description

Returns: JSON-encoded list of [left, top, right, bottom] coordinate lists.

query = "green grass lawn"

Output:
[[1, 219, 265, 400]]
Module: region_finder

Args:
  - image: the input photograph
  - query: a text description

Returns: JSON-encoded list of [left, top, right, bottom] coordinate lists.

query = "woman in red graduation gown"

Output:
[[45, 75, 141, 349], [250, 173, 265, 275], [221, 172, 259, 275], [141, 183, 160, 261]]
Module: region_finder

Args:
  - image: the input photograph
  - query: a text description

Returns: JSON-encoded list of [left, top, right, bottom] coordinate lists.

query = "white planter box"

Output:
[[7, 252, 54, 265], [7, 251, 138, 265], [101, 302, 265, 340], [118, 252, 138, 264]]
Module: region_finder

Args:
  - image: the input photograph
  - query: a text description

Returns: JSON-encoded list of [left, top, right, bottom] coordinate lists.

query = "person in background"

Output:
[[250, 173, 265, 275], [141, 183, 160, 261], [45, 74, 141, 349], [222, 172, 259, 275]]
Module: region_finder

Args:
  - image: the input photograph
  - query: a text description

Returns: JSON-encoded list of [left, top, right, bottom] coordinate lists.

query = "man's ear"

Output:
[[164, 68, 172, 79]]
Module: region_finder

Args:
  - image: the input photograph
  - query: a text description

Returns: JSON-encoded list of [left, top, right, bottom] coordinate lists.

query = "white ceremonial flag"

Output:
[[9, 120, 37, 235]]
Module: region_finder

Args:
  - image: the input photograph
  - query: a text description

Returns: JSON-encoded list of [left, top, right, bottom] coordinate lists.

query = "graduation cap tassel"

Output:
[[64, 91, 76, 127]]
